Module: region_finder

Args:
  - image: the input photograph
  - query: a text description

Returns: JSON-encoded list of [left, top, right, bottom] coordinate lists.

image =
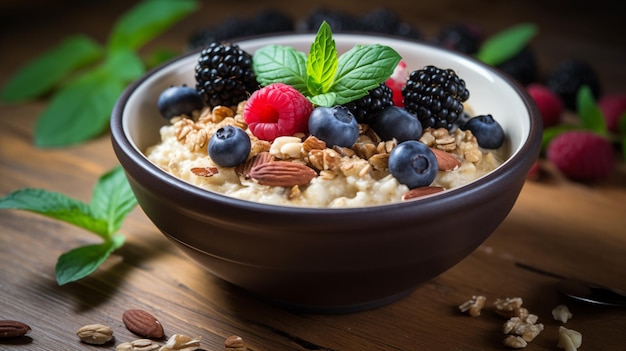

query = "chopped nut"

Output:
[[224, 335, 245, 351], [458, 295, 486, 317], [159, 334, 201, 351], [502, 317, 524, 334], [494, 297, 524, 318], [352, 142, 378, 159], [302, 135, 326, 153], [117, 339, 161, 351], [269, 136, 303, 159], [212, 105, 235, 123], [190, 167, 219, 177], [557, 326, 582, 351], [76, 323, 114, 345], [552, 304, 573, 323], [503, 335, 527, 349]]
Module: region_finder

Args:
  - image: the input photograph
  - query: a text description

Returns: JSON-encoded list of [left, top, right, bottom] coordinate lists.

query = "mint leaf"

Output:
[[55, 234, 125, 285], [253, 45, 308, 93], [0, 35, 103, 102], [310, 92, 337, 107], [306, 21, 338, 95], [476, 23, 538, 66], [34, 69, 125, 147], [331, 44, 401, 105], [90, 166, 138, 234], [0, 188, 109, 237], [577, 85, 607, 134], [108, 0, 199, 51]]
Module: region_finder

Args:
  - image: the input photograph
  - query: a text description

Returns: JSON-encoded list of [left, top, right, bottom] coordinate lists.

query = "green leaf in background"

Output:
[[475, 23, 538, 66], [34, 69, 125, 147], [102, 49, 146, 82], [90, 166, 138, 234], [55, 234, 125, 285], [306, 21, 338, 96], [108, 0, 199, 51], [144, 48, 180, 70], [253, 45, 308, 93], [0, 35, 103, 102], [577, 85, 607, 135], [332, 44, 401, 105]]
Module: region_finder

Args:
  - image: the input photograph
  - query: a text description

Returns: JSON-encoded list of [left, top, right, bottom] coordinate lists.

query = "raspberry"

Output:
[[526, 83, 563, 128], [546, 131, 615, 182], [243, 83, 313, 142], [598, 93, 626, 133], [385, 60, 409, 107]]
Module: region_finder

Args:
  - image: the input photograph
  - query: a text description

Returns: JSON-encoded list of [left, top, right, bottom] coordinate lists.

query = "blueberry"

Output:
[[208, 125, 251, 167], [388, 140, 438, 189], [308, 106, 359, 148], [371, 106, 423, 142], [157, 85, 204, 120], [461, 114, 505, 149]]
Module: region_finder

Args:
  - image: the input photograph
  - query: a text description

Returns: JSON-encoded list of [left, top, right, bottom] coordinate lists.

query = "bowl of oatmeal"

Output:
[[111, 32, 541, 313]]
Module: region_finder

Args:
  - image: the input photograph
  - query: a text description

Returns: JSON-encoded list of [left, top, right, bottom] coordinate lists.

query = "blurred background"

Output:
[[1, 0, 624, 92]]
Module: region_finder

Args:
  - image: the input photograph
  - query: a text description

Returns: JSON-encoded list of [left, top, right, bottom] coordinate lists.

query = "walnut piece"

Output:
[[557, 326, 582, 351], [494, 297, 525, 318], [224, 335, 245, 351], [503, 335, 528, 349], [158, 334, 201, 351], [458, 295, 486, 317], [76, 323, 114, 345], [552, 304, 573, 323]]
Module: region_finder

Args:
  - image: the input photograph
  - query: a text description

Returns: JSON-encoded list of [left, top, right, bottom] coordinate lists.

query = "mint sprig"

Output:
[[0, 0, 199, 147], [0, 166, 137, 285], [253, 21, 401, 107]]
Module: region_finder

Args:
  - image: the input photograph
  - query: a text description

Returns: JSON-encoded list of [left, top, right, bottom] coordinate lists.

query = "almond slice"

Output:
[[249, 161, 317, 187], [402, 186, 445, 201], [190, 166, 219, 177], [430, 148, 461, 171]]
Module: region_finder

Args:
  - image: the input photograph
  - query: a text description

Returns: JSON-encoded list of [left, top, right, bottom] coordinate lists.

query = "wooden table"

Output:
[[1, 1, 625, 350]]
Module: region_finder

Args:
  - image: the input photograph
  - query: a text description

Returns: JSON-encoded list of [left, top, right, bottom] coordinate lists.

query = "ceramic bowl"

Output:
[[111, 33, 541, 313]]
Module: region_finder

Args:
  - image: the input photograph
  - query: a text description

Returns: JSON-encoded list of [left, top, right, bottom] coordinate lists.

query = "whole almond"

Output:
[[0, 320, 31, 338], [249, 161, 317, 187], [430, 148, 461, 171], [402, 186, 445, 201], [235, 151, 275, 178], [122, 309, 164, 339]]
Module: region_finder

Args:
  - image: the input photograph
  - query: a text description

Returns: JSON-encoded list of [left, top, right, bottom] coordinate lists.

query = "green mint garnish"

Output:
[[0, 0, 199, 148], [0, 166, 137, 285], [476, 23, 538, 66], [253, 21, 401, 106]]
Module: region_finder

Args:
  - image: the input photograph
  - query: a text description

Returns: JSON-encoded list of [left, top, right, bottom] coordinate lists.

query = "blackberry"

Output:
[[195, 42, 259, 108], [402, 65, 470, 130], [546, 59, 601, 110], [432, 23, 482, 55], [343, 83, 393, 124], [495, 46, 538, 86]]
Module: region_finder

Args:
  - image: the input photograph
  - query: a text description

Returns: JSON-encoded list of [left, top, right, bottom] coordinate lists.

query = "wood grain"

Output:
[[1, 1, 625, 350]]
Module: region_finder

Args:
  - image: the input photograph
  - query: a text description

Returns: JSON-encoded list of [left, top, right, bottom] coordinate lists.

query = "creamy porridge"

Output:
[[145, 103, 506, 208]]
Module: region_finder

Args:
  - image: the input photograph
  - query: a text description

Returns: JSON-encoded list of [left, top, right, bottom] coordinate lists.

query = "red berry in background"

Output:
[[526, 158, 541, 181], [546, 131, 615, 182], [526, 83, 563, 128], [385, 60, 409, 107], [598, 93, 626, 133], [243, 83, 313, 142]]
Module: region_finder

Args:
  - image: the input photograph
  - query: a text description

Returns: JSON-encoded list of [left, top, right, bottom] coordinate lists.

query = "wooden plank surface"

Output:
[[1, 1, 625, 350]]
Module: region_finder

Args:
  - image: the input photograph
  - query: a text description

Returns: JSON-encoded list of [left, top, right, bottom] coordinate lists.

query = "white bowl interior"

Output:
[[123, 34, 530, 171]]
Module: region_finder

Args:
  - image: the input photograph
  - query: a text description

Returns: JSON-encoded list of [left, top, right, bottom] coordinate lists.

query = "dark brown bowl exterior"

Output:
[[111, 34, 542, 313]]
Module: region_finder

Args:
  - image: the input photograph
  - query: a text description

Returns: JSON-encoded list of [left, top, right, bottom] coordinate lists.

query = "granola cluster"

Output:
[[147, 102, 504, 207]]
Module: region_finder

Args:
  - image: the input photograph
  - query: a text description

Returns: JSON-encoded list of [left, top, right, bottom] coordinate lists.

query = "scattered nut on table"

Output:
[[557, 326, 582, 351], [552, 304, 573, 323], [76, 323, 114, 345], [458, 295, 486, 317], [117, 338, 161, 351], [225, 335, 245, 351], [158, 334, 201, 351]]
